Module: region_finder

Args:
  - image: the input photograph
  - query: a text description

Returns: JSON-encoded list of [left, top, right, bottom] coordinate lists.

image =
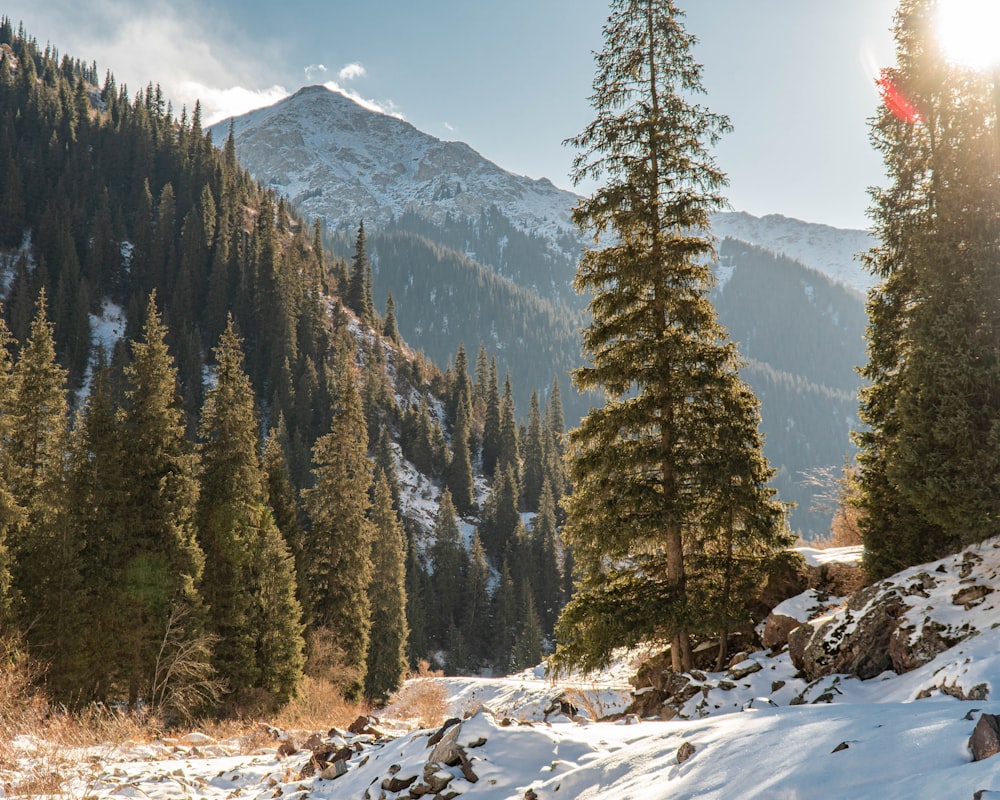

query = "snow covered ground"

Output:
[[8, 542, 1000, 798]]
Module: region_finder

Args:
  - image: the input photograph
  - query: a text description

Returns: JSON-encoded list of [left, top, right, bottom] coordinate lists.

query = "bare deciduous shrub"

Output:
[[304, 627, 364, 697], [151, 604, 225, 723], [563, 687, 610, 721]]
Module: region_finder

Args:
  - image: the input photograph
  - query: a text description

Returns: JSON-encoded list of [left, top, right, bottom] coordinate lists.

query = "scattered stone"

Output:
[[888, 620, 969, 674], [727, 652, 749, 670], [831, 741, 849, 753], [348, 715, 382, 737], [677, 741, 696, 764], [789, 589, 907, 680], [543, 693, 579, 721], [427, 718, 462, 747], [728, 661, 763, 680], [960, 552, 983, 579], [276, 740, 298, 758], [303, 733, 325, 751], [382, 773, 418, 792], [940, 682, 989, 702], [429, 719, 464, 766], [966, 709, 983, 721], [763, 613, 802, 649], [318, 760, 348, 780], [414, 763, 453, 794], [524, 790, 539, 800], [970, 714, 1000, 761], [771, 680, 786, 693], [456, 749, 479, 783]]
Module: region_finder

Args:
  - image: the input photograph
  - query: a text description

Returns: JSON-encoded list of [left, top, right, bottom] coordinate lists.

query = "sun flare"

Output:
[[936, 0, 1000, 69]]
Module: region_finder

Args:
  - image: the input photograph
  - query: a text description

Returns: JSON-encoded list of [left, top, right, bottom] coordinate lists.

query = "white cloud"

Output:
[[337, 62, 366, 82], [177, 82, 290, 126], [443, 122, 455, 132], [5, 0, 291, 124], [5, 0, 403, 127], [305, 64, 329, 83], [322, 81, 404, 120]]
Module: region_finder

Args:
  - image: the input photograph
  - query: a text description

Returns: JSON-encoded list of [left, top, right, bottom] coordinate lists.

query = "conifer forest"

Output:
[[2, 0, 998, 731]]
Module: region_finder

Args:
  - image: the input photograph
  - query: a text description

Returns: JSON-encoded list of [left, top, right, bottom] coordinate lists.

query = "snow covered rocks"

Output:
[[788, 543, 1000, 684]]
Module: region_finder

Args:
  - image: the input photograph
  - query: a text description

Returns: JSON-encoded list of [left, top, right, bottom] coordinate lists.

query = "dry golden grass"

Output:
[[270, 676, 368, 731], [382, 661, 448, 728]]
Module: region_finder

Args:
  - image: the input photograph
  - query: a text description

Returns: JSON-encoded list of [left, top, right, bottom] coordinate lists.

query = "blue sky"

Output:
[[5, 0, 898, 229]]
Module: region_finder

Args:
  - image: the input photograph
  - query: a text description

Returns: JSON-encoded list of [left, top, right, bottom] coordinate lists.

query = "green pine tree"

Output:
[[364, 471, 409, 703], [301, 346, 374, 701], [461, 531, 492, 669], [404, 523, 429, 665], [198, 317, 304, 709], [531, 480, 564, 637], [856, 0, 1000, 578], [513, 586, 543, 672], [497, 371, 519, 483], [479, 465, 520, 563], [7, 292, 79, 693], [383, 292, 401, 345], [552, 0, 783, 675], [347, 220, 374, 324], [491, 559, 516, 673], [480, 356, 502, 478], [427, 489, 467, 651], [445, 400, 476, 515], [521, 389, 545, 512], [119, 293, 207, 711]]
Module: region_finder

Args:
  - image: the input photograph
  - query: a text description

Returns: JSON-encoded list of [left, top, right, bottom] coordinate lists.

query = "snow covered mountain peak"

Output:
[[214, 86, 876, 297], [213, 84, 581, 249]]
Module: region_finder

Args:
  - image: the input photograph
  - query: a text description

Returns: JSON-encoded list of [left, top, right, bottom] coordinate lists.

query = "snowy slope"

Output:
[[14, 540, 1000, 798]]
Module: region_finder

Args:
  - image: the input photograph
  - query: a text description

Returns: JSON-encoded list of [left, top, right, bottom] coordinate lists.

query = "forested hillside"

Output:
[[713, 239, 867, 534], [0, 21, 569, 716], [218, 87, 869, 539], [327, 226, 590, 425]]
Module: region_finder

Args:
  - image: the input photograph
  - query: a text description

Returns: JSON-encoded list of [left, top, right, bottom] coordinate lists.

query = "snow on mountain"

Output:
[[712, 210, 875, 295], [215, 86, 877, 299], [211, 85, 581, 255]]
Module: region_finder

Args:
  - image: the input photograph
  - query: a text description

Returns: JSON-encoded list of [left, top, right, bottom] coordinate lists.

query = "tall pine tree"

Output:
[[302, 345, 374, 701], [552, 0, 783, 674], [197, 317, 303, 709], [856, 0, 1000, 578], [119, 294, 206, 709], [347, 220, 375, 325], [364, 471, 409, 704]]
